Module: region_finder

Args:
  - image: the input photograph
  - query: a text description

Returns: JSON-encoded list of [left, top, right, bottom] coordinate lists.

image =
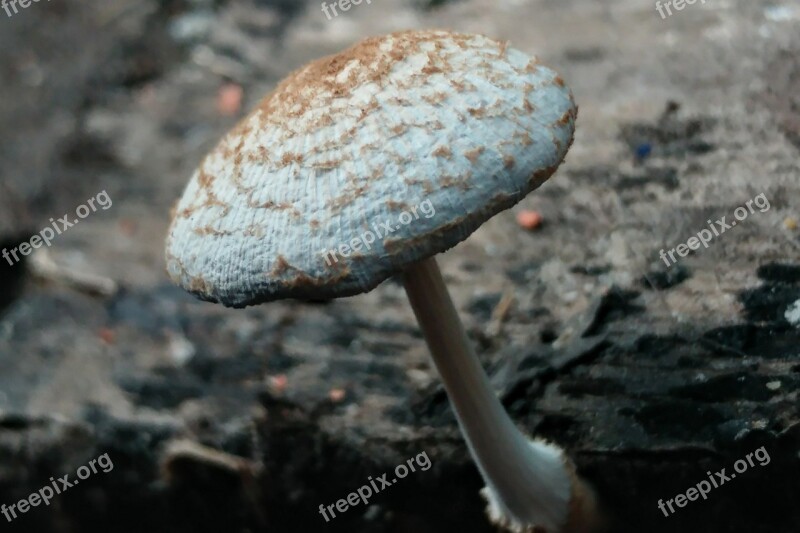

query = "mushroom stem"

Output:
[[402, 257, 597, 533]]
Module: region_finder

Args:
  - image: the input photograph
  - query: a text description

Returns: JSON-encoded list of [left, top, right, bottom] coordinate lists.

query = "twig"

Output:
[[29, 249, 118, 298], [487, 289, 515, 337]]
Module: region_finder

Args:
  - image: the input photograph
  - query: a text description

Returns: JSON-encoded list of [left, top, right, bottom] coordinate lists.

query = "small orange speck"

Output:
[[516, 210, 543, 231], [269, 374, 288, 393], [784, 217, 798, 231], [98, 328, 116, 344], [119, 219, 137, 236], [329, 388, 346, 403], [217, 83, 244, 116]]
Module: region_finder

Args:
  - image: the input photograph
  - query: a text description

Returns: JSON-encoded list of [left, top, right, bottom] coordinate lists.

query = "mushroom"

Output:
[[166, 30, 598, 532]]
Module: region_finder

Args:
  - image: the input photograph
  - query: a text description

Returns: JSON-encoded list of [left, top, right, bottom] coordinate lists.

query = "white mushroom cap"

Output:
[[166, 29, 577, 308]]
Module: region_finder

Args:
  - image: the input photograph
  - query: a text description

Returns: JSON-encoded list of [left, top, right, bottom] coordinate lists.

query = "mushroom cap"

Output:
[[166, 29, 577, 308]]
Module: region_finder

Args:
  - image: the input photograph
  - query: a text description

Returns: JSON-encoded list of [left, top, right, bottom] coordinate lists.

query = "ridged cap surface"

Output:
[[166, 29, 577, 307]]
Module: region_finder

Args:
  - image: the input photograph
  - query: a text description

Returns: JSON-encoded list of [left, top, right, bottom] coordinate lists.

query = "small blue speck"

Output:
[[635, 143, 653, 160]]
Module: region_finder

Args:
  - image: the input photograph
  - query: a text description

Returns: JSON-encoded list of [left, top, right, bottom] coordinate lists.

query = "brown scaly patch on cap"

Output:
[[244, 30, 476, 128]]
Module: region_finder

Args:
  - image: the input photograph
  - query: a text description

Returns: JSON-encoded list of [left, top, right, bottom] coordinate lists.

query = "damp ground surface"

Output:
[[0, 1, 798, 532]]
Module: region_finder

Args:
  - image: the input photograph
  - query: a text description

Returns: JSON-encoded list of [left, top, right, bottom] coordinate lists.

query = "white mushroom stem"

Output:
[[403, 257, 598, 533]]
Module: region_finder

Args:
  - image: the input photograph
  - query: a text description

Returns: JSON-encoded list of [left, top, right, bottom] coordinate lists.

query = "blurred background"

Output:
[[0, 0, 798, 531]]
